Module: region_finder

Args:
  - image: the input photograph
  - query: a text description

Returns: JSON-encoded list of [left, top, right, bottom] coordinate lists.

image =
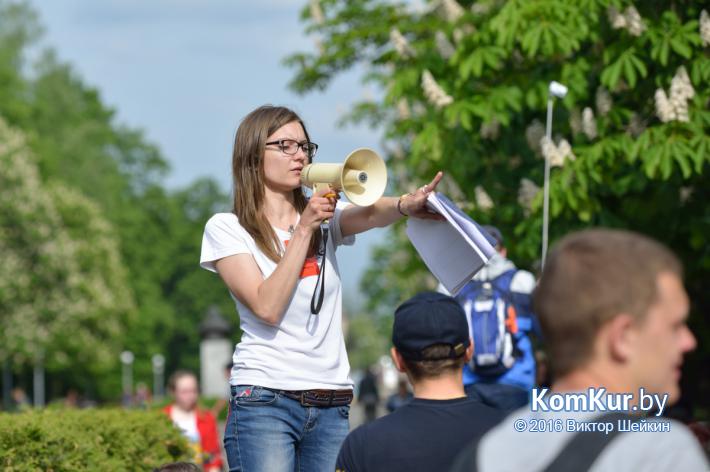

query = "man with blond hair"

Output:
[[452, 229, 708, 471]]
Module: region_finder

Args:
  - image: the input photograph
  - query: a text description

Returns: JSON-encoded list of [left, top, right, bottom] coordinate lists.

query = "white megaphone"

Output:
[[300, 148, 388, 207]]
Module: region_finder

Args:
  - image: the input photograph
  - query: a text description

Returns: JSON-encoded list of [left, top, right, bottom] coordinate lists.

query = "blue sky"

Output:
[[31, 0, 388, 309]]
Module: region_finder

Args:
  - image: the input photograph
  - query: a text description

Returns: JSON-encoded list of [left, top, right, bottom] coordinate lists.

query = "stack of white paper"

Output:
[[406, 192, 497, 295]]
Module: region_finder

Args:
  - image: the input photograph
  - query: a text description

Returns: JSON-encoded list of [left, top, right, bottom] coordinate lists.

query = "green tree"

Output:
[[0, 118, 133, 397], [0, 0, 234, 401], [346, 311, 391, 370], [287, 0, 709, 409]]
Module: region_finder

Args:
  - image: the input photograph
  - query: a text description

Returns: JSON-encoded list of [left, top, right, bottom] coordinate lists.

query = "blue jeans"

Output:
[[465, 382, 529, 412], [224, 385, 350, 472]]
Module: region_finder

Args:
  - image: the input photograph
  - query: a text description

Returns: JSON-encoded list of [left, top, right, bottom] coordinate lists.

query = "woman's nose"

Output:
[[293, 147, 308, 161]]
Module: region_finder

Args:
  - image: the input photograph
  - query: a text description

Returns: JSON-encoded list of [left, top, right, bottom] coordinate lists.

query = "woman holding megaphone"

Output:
[[200, 105, 442, 472]]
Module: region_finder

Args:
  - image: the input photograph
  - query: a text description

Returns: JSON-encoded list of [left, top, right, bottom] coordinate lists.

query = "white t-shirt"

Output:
[[200, 202, 355, 390], [171, 411, 200, 444]]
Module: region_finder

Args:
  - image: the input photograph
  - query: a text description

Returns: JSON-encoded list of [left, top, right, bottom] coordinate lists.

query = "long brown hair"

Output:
[[232, 105, 321, 262]]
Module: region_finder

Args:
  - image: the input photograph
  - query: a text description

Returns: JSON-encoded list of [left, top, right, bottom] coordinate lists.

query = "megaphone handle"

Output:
[[312, 183, 335, 226]]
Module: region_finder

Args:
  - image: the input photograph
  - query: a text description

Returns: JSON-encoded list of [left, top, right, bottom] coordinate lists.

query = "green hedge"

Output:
[[0, 409, 191, 471]]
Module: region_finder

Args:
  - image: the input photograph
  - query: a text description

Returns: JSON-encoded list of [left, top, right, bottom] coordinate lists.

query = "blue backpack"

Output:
[[455, 269, 523, 377]]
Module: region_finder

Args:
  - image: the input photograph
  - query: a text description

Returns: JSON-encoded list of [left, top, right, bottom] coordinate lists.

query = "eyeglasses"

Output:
[[265, 139, 319, 159]]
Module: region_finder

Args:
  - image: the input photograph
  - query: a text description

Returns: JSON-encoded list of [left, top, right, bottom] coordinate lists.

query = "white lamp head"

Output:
[[549, 81, 568, 99]]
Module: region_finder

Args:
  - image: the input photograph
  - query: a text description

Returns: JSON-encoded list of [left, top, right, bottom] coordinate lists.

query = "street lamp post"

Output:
[[120, 350, 134, 407], [151, 354, 165, 401], [33, 350, 45, 407], [2, 358, 11, 411], [542, 81, 568, 270], [199, 306, 233, 398]]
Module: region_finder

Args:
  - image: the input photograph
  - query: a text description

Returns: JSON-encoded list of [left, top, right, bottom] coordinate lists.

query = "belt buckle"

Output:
[[300, 391, 316, 407]]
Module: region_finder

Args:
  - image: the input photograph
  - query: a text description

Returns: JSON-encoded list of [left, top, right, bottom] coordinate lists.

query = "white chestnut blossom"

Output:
[[397, 98, 411, 120], [670, 66, 695, 103], [700, 10, 710, 46], [309, 0, 324, 25], [582, 107, 598, 140], [475, 185, 494, 211], [480, 119, 500, 140], [654, 89, 675, 123], [655, 67, 695, 123], [518, 178, 541, 215], [595, 87, 612, 117], [453, 25, 475, 44], [421, 69, 454, 108], [679, 186, 693, 203], [412, 102, 427, 116], [390, 29, 416, 58], [435, 31, 456, 59], [627, 113, 645, 137], [569, 108, 583, 136], [608, 7, 627, 29], [471, 1, 493, 15], [624, 6, 646, 36], [525, 120, 545, 154], [541, 137, 576, 168], [439, 0, 465, 22], [608, 5, 646, 36]]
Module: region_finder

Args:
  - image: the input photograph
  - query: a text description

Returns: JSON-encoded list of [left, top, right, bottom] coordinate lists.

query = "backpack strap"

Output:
[[490, 268, 517, 293], [543, 412, 642, 472], [450, 413, 642, 472], [456, 278, 484, 301]]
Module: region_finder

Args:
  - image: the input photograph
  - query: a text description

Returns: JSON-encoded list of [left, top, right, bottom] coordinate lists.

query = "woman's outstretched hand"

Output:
[[400, 171, 446, 220]]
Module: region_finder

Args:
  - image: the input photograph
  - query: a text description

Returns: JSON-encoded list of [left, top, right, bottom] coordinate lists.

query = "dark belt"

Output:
[[276, 388, 353, 407]]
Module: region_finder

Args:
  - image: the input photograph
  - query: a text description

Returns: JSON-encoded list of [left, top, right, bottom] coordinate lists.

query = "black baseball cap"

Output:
[[482, 225, 504, 247], [392, 292, 470, 361]]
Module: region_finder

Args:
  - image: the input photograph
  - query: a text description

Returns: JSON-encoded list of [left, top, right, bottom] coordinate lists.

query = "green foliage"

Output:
[[0, 118, 133, 377], [346, 311, 391, 370], [287, 0, 710, 408], [0, 0, 235, 401], [0, 409, 190, 470]]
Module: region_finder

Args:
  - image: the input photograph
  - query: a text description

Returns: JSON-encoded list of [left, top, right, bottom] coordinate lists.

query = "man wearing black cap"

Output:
[[335, 292, 504, 472]]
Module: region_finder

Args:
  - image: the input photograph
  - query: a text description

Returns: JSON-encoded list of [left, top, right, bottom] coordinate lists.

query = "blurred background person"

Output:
[[358, 367, 380, 423], [163, 371, 222, 472], [135, 382, 152, 410], [385, 377, 413, 413], [11, 387, 31, 412], [443, 225, 539, 411]]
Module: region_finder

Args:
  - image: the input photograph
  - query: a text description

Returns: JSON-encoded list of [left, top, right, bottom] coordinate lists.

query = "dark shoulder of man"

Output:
[[336, 397, 505, 472], [453, 397, 506, 434], [336, 420, 372, 472]]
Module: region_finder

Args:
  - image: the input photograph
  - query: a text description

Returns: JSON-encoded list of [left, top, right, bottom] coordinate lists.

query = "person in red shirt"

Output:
[[163, 371, 222, 472]]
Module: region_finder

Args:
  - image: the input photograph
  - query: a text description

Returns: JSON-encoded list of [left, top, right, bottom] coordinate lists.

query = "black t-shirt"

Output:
[[336, 396, 504, 472]]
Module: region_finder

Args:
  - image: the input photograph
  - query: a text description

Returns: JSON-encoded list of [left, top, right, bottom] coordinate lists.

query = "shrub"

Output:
[[0, 409, 191, 471]]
